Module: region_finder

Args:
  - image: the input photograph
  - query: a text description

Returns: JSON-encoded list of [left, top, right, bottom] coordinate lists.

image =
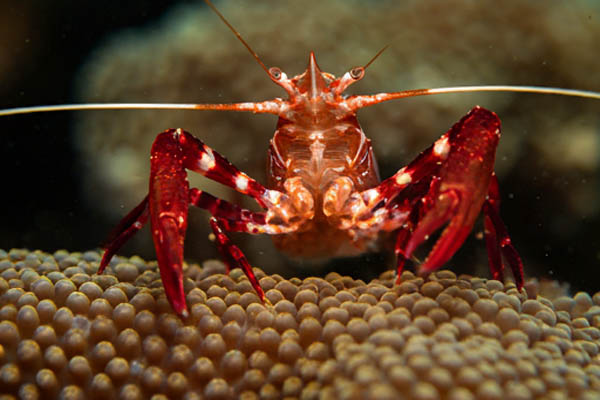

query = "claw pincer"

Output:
[[393, 107, 523, 287], [147, 129, 190, 316]]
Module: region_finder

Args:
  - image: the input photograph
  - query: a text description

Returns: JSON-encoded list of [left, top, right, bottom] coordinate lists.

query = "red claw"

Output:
[[101, 128, 275, 316], [392, 107, 524, 288]]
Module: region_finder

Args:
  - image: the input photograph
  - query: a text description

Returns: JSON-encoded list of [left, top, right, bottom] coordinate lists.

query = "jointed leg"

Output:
[[482, 174, 524, 288], [99, 195, 149, 274], [395, 188, 465, 276], [189, 188, 266, 227], [209, 217, 267, 302], [188, 188, 303, 302], [323, 132, 449, 233], [333, 107, 523, 287], [393, 178, 439, 282], [392, 109, 523, 288], [101, 186, 292, 313], [101, 128, 305, 315]]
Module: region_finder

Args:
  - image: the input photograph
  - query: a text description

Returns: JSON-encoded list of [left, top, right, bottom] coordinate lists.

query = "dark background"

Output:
[[1, 1, 599, 294], [0, 1, 189, 251]]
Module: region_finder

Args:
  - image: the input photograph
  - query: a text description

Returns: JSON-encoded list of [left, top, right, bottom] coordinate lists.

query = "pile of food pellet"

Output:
[[1, 248, 599, 399]]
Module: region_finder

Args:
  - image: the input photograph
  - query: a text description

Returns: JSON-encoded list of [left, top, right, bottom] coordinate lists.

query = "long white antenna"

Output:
[[426, 86, 600, 100], [0, 85, 599, 117], [346, 85, 600, 110], [0, 103, 220, 117]]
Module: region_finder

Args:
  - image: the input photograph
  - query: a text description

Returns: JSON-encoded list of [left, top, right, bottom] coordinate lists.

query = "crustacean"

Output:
[[2, 1, 599, 317], [98, 2, 527, 316]]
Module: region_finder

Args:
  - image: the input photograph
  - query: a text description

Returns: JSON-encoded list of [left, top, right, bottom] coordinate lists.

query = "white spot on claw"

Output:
[[265, 190, 282, 205], [235, 174, 250, 192], [395, 172, 412, 186], [434, 137, 450, 158], [365, 189, 379, 203], [199, 148, 216, 171]]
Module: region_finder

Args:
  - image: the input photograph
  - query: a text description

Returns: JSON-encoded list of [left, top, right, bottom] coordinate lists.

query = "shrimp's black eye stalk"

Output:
[[350, 67, 364, 80], [269, 67, 282, 80]]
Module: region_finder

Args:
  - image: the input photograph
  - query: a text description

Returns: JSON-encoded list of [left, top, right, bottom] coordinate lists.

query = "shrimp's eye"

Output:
[[350, 67, 364, 80], [269, 67, 282, 80]]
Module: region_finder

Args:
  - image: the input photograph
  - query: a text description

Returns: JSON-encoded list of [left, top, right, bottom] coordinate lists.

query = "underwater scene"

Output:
[[1, 0, 600, 398]]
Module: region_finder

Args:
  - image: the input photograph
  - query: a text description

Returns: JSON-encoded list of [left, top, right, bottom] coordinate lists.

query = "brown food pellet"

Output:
[[132, 309, 156, 337], [90, 316, 117, 343], [190, 357, 215, 383], [495, 307, 521, 332], [166, 371, 188, 397], [142, 335, 167, 364], [274, 312, 297, 333], [141, 365, 165, 392], [62, 328, 88, 357], [53, 279, 77, 306], [31, 278, 54, 300], [347, 317, 371, 342], [79, 281, 102, 302], [105, 357, 130, 382], [33, 324, 58, 349], [473, 298, 499, 321], [36, 299, 57, 323], [278, 338, 303, 364], [118, 383, 143, 400], [103, 287, 128, 308], [240, 368, 265, 392], [258, 327, 281, 357], [295, 289, 318, 309], [36, 368, 59, 394], [202, 333, 227, 361], [221, 349, 247, 379], [167, 344, 194, 371], [204, 378, 232, 399], [129, 291, 156, 312], [2, 249, 600, 399], [16, 305, 39, 336], [64, 292, 90, 315], [114, 263, 139, 283], [59, 385, 85, 400], [248, 350, 273, 373], [67, 355, 92, 384], [17, 292, 39, 308], [52, 307, 74, 335], [16, 339, 41, 367], [267, 362, 293, 385], [322, 319, 346, 343], [90, 372, 114, 397], [113, 303, 136, 330], [221, 321, 242, 348], [298, 316, 322, 346], [89, 298, 113, 319], [43, 345, 67, 371]]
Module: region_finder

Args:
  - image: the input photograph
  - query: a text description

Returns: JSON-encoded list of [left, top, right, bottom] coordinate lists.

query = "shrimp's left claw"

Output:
[[210, 217, 266, 302], [101, 129, 275, 315], [390, 107, 524, 289]]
